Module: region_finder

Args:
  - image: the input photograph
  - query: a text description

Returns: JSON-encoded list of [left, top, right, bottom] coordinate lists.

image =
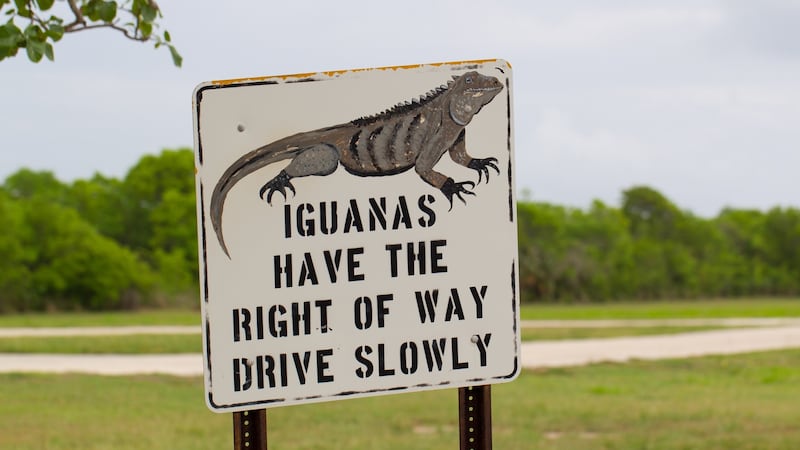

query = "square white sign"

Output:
[[193, 59, 519, 412]]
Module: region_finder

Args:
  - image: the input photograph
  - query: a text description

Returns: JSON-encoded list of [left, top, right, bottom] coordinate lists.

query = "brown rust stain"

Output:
[[213, 59, 505, 86]]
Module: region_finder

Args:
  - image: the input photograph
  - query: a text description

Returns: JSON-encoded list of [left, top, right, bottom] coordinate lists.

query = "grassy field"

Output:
[[0, 298, 797, 329], [520, 298, 800, 320], [0, 334, 201, 354], [1, 349, 799, 449], [0, 309, 200, 328]]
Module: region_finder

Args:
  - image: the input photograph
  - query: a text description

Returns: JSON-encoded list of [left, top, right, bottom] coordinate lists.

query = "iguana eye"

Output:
[[465, 76, 473, 84]]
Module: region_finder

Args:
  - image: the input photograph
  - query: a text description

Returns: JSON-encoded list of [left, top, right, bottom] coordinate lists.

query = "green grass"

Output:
[[521, 298, 800, 320], [0, 309, 200, 328], [1, 350, 799, 449], [520, 325, 731, 341], [0, 334, 202, 354], [1, 298, 797, 329]]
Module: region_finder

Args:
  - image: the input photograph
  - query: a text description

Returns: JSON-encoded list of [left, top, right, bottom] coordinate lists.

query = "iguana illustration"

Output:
[[210, 71, 504, 257]]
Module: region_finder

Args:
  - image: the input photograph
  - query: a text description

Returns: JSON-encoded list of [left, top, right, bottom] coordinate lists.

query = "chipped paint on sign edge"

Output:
[[210, 58, 509, 86]]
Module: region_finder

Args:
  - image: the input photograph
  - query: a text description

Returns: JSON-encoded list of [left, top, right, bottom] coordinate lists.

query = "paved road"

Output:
[[4, 318, 799, 338], [519, 325, 800, 368], [1, 322, 800, 376]]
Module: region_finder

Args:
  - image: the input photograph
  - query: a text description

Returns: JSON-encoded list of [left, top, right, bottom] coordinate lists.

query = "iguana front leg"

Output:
[[448, 130, 500, 185], [414, 140, 476, 210]]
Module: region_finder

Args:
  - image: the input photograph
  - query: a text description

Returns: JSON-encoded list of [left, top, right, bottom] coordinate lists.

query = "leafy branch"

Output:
[[0, 0, 181, 66]]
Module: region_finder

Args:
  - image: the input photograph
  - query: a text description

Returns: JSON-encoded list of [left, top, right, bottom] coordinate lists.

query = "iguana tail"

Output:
[[209, 137, 305, 258]]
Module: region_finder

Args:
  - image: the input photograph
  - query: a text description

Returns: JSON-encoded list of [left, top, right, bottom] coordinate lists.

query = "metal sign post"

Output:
[[233, 409, 267, 450], [459, 385, 492, 450]]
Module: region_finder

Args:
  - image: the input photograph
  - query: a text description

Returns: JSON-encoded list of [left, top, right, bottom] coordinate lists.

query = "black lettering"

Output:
[[233, 308, 252, 342], [320, 201, 338, 234], [451, 337, 468, 369], [445, 288, 465, 321], [316, 299, 332, 333], [279, 353, 288, 386], [298, 253, 319, 286], [257, 356, 266, 388], [317, 349, 334, 382], [378, 343, 395, 376], [263, 355, 276, 387], [475, 333, 491, 366], [418, 194, 436, 227], [274, 254, 292, 288], [414, 290, 439, 323], [344, 199, 364, 232], [233, 358, 242, 391], [256, 306, 264, 340], [297, 203, 315, 236], [392, 196, 412, 229], [400, 342, 418, 374], [291, 301, 312, 336], [348, 247, 365, 281], [377, 294, 393, 328], [368, 197, 387, 230], [268, 305, 288, 338], [355, 345, 374, 378], [354, 296, 373, 330], [431, 239, 447, 273], [470, 286, 488, 319], [292, 352, 312, 385], [385, 243, 401, 277], [284, 204, 292, 238], [407, 241, 426, 276], [422, 338, 447, 371], [323, 249, 343, 283], [233, 358, 252, 391]]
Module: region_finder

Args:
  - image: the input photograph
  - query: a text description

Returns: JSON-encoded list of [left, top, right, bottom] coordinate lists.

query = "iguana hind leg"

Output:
[[259, 144, 340, 204]]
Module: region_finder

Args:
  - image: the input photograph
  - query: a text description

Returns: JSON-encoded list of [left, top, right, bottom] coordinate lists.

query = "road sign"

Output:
[[193, 59, 519, 412]]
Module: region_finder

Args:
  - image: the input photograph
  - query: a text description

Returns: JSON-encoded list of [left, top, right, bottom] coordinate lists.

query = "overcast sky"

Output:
[[2, 0, 798, 217]]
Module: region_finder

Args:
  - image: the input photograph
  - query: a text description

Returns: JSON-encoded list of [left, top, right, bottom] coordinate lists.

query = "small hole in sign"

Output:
[[237, 124, 245, 132]]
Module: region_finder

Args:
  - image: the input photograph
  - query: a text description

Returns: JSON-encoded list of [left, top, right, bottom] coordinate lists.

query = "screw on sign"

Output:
[[193, 59, 519, 449]]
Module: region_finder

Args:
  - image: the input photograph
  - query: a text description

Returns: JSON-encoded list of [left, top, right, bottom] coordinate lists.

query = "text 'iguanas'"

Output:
[[210, 71, 504, 257]]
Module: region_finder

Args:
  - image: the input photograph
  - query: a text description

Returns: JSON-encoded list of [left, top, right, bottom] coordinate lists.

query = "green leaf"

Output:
[[23, 23, 43, 40], [163, 30, 170, 42], [44, 41, 53, 61], [82, 1, 100, 21], [13, 0, 29, 17], [16, 7, 32, 18], [138, 20, 151, 38], [140, 3, 157, 23], [26, 39, 45, 62], [35, 0, 55, 11], [45, 23, 63, 41], [98, 1, 117, 22], [0, 22, 24, 58], [168, 44, 182, 67]]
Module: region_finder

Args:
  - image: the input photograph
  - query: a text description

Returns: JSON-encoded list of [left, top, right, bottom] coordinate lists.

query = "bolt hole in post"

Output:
[[233, 409, 267, 450], [459, 385, 492, 450]]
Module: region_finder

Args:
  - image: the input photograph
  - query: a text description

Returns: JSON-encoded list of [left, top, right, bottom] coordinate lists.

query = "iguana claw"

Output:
[[259, 170, 296, 204], [441, 178, 476, 210], [468, 157, 500, 185]]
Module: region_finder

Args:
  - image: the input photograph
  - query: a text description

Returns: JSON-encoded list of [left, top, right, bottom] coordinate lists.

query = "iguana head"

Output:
[[448, 71, 504, 126]]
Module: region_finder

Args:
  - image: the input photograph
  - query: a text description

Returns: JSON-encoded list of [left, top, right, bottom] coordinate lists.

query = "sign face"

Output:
[[193, 59, 519, 412]]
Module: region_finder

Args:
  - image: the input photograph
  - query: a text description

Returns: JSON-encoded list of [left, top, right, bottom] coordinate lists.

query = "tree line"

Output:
[[1, 148, 798, 312]]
